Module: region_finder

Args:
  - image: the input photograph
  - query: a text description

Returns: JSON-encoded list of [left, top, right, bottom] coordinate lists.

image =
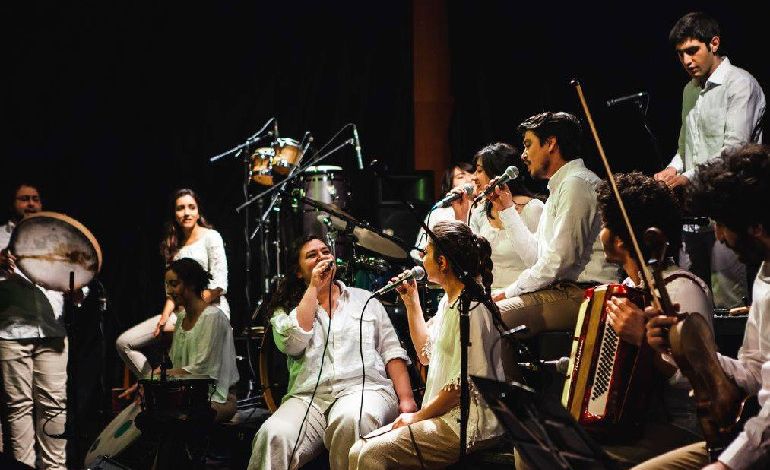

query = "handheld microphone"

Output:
[[320, 258, 335, 275], [472, 165, 520, 204], [373, 266, 426, 297], [432, 183, 475, 209], [353, 125, 364, 170], [606, 91, 648, 107]]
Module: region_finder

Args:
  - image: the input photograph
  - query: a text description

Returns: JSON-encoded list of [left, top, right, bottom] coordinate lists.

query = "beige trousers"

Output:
[[348, 417, 460, 470], [0, 337, 68, 469], [631, 441, 709, 470]]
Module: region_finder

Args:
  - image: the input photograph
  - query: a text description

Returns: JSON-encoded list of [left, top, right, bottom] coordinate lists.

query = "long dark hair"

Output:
[[431, 221, 494, 297], [267, 235, 326, 316], [160, 188, 213, 264], [473, 142, 540, 219], [440, 162, 474, 195]]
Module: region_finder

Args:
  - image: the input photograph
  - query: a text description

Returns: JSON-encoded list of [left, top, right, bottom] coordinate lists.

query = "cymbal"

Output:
[[297, 194, 408, 260]]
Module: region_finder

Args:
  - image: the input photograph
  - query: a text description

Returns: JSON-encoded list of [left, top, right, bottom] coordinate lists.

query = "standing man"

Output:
[[486, 112, 617, 338], [654, 11, 766, 308], [638, 144, 770, 470], [0, 183, 68, 469]]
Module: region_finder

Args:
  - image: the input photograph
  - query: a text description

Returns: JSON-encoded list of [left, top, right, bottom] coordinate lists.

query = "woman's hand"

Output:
[[399, 397, 419, 414], [0, 249, 16, 273], [392, 412, 422, 429], [394, 275, 419, 305], [448, 187, 472, 222], [486, 179, 514, 212], [309, 256, 335, 292], [491, 290, 506, 302], [152, 320, 166, 338]]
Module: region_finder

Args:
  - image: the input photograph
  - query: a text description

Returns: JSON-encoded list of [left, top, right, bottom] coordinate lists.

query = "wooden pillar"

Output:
[[413, 0, 452, 198]]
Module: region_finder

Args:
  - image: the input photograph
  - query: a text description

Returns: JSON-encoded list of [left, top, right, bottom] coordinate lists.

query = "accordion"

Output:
[[561, 284, 654, 438]]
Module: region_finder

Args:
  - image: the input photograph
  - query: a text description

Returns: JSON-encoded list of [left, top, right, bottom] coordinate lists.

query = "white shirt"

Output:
[[716, 262, 770, 470], [175, 228, 229, 317], [412, 206, 456, 261], [470, 200, 544, 290], [0, 220, 66, 339], [668, 57, 766, 180], [501, 159, 618, 298], [270, 281, 409, 411], [423, 296, 504, 445], [169, 305, 239, 403]]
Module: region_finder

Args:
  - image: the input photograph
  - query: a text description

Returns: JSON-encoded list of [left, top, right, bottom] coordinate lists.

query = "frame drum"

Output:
[[9, 211, 102, 291]]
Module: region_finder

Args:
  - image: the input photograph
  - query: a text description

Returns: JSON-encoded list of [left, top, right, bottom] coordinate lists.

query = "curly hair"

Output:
[[160, 188, 213, 264], [597, 172, 682, 261], [517, 112, 583, 161], [669, 12, 720, 48], [267, 235, 327, 316], [167, 258, 212, 295], [688, 144, 770, 234]]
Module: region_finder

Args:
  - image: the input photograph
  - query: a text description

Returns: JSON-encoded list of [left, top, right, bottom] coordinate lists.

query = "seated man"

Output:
[[248, 236, 416, 470], [594, 172, 713, 467], [489, 112, 617, 338], [638, 144, 770, 470]]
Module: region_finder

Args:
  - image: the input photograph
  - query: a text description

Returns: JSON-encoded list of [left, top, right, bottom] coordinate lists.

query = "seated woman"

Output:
[[157, 257, 239, 422], [117, 188, 229, 384], [450, 143, 544, 290], [248, 235, 415, 470], [349, 220, 505, 469]]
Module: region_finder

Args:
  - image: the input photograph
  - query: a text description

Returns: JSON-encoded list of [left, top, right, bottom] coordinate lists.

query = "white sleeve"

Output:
[[498, 206, 539, 268], [271, 308, 314, 357], [206, 230, 228, 294]]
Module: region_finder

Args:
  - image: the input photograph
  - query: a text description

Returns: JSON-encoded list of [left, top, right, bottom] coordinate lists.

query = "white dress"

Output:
[[469, 200, 544, 290], [170, 305, 239, 403], [175, 228, 229, 317]]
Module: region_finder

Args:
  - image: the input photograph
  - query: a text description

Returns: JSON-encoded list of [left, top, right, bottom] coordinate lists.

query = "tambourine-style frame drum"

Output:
[[9, 211, 102, 291], [258, 324, 289, 412], [250, 147, 276, 186], [272, 138, 302, 175], [84, 401, 143, 468]]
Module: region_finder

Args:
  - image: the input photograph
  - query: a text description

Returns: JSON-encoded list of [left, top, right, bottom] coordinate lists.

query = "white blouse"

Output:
[[423, 296, 504, 445], [175, 228, 229, 317], [170, 305, 239, 403], [469, 199, 544, 290]]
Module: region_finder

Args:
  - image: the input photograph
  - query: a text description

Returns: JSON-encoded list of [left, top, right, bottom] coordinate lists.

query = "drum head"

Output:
[[85, 401, 142, 467], [9, 211, 102, 291]]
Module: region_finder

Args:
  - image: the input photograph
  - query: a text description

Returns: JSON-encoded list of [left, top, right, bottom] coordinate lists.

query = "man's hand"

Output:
[[703, 462, 731, 470], [392, 412, 421, 429], [665, 174, 689, 189], [645, 303, 681, 354], [654, 166, 677, 182], [398, 398, 419, 414], [607, 296, 646, 346], [491, 290, 506, 302], [0, 249, 16, 273]]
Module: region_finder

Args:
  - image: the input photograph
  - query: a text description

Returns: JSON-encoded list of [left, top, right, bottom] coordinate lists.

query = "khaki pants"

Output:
[[348, 418, 461, 470], [631, 441, 709, 469], [0, 337, 68, 469], [115, 313, 176, 378]]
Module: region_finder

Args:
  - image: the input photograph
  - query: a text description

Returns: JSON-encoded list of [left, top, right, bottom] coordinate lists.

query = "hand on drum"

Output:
[[392, 411, 421, 430], [491, 290, 506, 302], [644, 303, 681, 354], [0, 249, 16, 273], [607, 296, 646, 346], [399, 397, 419, 414], [393, 274, 418, 304], [310, 256, 335, 291], [485, 178, 514, 212]]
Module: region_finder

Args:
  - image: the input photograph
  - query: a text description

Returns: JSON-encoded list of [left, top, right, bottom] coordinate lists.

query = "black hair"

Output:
[[441, 162, 474, 195], [267, 235, 328, 316], [688, 144, 770, 234], [669, 12, 721, 50], [596, 172, 682, 261], [473, 142, 539, 219], [517, 112, 583, 161], [167, 258, 212, 296], [430, 220, 494, 296], [160, 188, 213, 263]]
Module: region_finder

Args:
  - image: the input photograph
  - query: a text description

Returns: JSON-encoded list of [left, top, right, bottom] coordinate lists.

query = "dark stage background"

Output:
[[2, 0, 767, 432]]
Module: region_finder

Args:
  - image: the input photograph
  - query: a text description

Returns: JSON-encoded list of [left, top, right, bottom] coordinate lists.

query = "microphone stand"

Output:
[[208, 118, 275, 163]]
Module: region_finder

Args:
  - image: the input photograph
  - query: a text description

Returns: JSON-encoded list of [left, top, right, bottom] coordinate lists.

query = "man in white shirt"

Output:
[[490, 112, 616, 340], [640, 144, 770, 470], [654, 11, 766, 309], [0, 183, 68, 469]]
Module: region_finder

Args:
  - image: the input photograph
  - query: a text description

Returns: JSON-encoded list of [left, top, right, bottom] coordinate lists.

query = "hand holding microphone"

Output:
[[433, 183, 475, 210], [375, 266, 426, 298], [311, 256, 336, 290], [472, 165, 519, 205]]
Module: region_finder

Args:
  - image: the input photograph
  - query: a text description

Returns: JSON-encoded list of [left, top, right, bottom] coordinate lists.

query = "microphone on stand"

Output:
[[606, 91, 648, 107], [373, 266, 426, 297], [353, 125, 364, 170], [472, 165, 520, 204], [432, 183, 475, 210]]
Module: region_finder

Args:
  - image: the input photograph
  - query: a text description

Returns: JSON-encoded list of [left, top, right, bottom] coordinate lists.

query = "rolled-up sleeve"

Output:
[[206, 230, 229, 294], [371, 300, 410, 365], [271, 308, 314, 357]]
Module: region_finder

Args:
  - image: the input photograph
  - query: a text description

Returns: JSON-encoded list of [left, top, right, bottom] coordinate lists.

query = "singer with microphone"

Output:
[[249, 236, 415, 470], [449, 143, 544, 291], [349, 221, 504, 469], [411, 163, 474, 261]]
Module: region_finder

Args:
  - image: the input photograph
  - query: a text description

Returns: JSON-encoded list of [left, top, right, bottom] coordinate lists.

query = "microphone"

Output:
[[432, 183, 475, 209], [373, 266, 426, 297], [606, 91, 648, 107], [353, 125, 364, 170], [472, 165, 520, 204]]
